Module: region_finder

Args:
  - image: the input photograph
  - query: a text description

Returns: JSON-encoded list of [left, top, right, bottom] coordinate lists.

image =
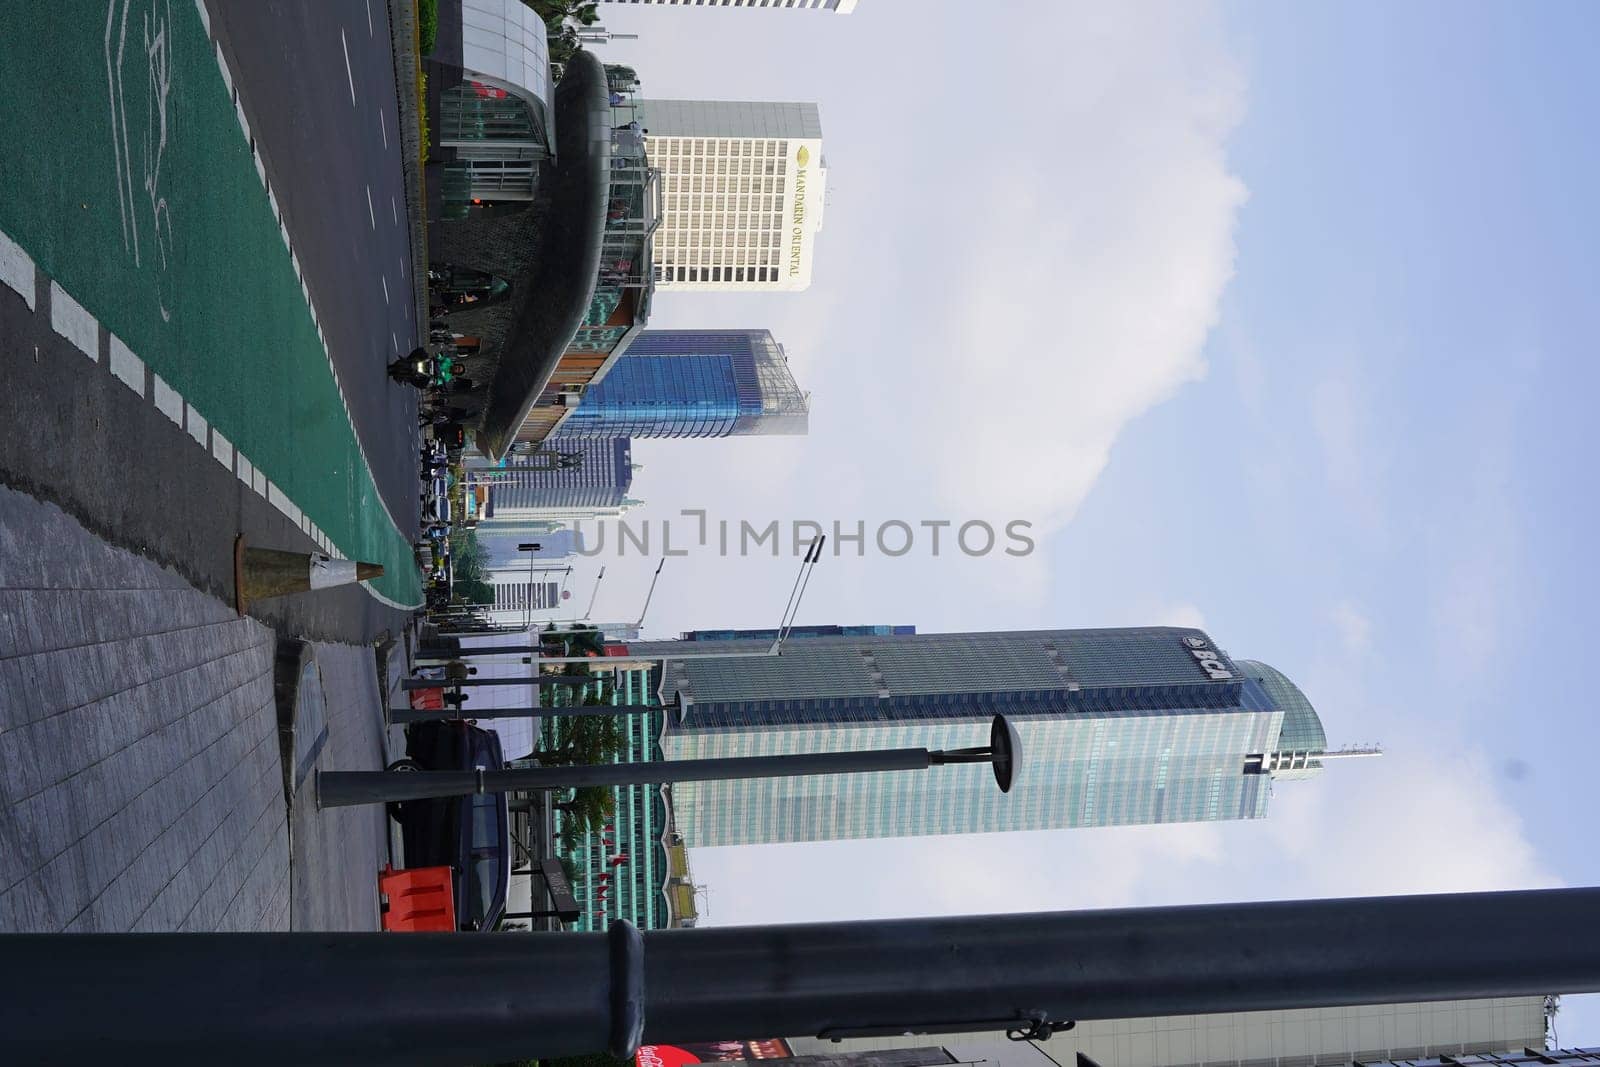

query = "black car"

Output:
[[390, 721, 512, 932]]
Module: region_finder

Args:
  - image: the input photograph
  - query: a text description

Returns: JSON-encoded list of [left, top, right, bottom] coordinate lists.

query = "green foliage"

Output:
[[537, 714, 625, 767], [418, 0, 438, 54], [449, 528, 495, 604], [556, 786, 615, 834]]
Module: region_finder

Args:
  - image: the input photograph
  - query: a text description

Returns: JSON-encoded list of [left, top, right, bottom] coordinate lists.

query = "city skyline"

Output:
[[582, 0, 1600, 1039]]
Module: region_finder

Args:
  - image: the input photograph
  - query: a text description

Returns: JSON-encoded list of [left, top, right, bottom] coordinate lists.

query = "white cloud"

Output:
[[1329, 599, 1373, 655], [901, 9, 1249, 532], [1258, 744, 1560, 898]]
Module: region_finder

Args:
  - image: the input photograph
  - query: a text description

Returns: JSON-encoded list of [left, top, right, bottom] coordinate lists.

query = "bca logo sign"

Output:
[[1182, 635, 1234, 680]]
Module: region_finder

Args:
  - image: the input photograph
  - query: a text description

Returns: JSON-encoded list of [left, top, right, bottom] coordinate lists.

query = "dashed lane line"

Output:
[[366, 185, 376, 230], [50, 282, 99, 361], [184, 403, 208, 448], [340, 28, 355, 106], [0, 228, 36, 310], [152, 373, 183, 425], [211, 428, 233, 470], [109, 333, 145, 395]]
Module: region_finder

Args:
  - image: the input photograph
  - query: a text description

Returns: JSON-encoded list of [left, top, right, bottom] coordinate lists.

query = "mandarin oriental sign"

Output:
[[1182, 634, 1234, 680], [788, 144, 810, 277]]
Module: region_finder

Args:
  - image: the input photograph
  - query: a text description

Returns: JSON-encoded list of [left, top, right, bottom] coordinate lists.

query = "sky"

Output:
[[548, 0, 1600, 1043]]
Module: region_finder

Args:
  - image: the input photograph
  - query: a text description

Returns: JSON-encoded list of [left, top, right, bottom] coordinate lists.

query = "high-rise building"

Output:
[[479, 439, 637, 515], [639, 100, 827, 291], [622, 625, 1373, 848], [543, 665, 685, 932], [599, 0, 857, 11], [555, 330, 809, 439], [487, 574, 563, 615], [787, 997, 1553, 1067]]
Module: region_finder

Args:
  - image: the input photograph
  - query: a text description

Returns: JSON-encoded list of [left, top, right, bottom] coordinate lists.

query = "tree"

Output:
[[535, 713, 626, 767], [450, 529, 496, 605], [555, 786, 615, 834]]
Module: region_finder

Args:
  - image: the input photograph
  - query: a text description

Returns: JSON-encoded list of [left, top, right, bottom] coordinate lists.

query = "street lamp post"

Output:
[[319, 715, 1021, 808], [399, 674, 592, 691], [3, 887, 1598, 1066], [389, 702, 665, 724]]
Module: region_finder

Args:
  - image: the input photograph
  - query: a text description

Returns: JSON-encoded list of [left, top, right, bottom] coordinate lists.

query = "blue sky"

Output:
[[572, 0, 1600, 1042]]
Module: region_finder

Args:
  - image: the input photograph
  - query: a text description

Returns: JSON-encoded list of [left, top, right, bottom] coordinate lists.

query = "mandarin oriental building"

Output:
[[640, 100, 827, 291]]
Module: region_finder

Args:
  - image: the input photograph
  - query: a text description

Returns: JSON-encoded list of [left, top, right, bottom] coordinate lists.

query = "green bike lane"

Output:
[[0, 1, 421, 608]]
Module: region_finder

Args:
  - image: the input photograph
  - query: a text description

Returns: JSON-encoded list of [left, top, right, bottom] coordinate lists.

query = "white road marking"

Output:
[[382, 274, 389, 304], [341, 28, 355, 106], [253, 150, 265, 187], [237, 451, 254, 487], [195, 0, 210, 36], [379, 108, 387, 149], [184, 403, 208, 447], [235, 94, 250, 143], [391, 331, 398, 353], [50, 282, 99, 360], [252, 467, 266, 496], [0, 229, 36, 310], [391, 195, 397, 225], [366, 184, 376, 229], [211, 428, 233, 469], [267, 186, 279, 223], [109, 333, 145, 395], [152, 372, 183, 424], [365, 0, 373, 36], [214, 42, 231, 97]]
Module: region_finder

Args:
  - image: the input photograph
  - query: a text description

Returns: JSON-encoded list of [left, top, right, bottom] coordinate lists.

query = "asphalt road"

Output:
[[207, 0, 423, 533], [0, 0, 420, 640]]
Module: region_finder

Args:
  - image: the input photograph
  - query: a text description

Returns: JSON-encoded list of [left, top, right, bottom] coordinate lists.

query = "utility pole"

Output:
[[2, 888, 1598, 1065]]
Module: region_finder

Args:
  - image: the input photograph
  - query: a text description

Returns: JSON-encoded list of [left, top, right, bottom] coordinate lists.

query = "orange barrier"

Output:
[[409, 686, 445, 710], [378, 865, 457, 932]]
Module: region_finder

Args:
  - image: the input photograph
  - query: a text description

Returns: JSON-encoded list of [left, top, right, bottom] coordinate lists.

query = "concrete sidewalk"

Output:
[[0, 485, 396, 933]]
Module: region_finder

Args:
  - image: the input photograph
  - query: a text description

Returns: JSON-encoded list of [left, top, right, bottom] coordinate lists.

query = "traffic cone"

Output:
[[234, 535, 384, 614]]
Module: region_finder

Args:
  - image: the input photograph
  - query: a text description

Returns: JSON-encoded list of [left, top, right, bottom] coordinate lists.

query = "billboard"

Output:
[[637, 1039, 793, 1067]]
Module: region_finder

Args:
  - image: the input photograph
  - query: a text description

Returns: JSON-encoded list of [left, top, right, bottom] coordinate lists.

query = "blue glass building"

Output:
[[624, 626, 1353, 848], [554, 329, 809, 439]]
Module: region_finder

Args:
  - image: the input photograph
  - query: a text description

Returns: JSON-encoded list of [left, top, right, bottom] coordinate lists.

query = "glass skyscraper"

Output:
[[624, 626, 1354, 848], [555, 329, 809, 439]]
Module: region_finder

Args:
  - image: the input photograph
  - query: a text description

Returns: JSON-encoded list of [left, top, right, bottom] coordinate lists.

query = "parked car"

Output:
[[427, 474, 452, 524], [389, 721, 511, 932]]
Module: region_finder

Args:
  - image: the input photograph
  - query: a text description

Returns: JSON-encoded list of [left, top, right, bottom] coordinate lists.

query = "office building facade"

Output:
[[556, 330, 809, 438], [789, 997, 1553, 1067], [639, 100, 827, 291], [480, 438, 636, 515], [545, 665, 684, 932], [599, 0, 858, 11], [625, 625, 1356, 847]]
